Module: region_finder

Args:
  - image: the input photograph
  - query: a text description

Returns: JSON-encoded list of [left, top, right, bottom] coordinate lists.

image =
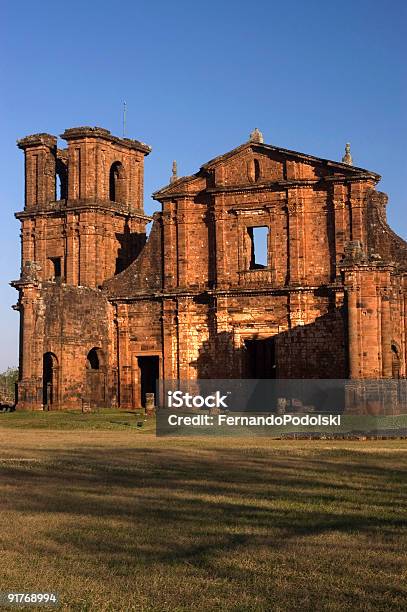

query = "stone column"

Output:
[[161, 299, 178, 380], [21, 220, 35, 268], [177, 297, 191, 380], [287, 189, 306, 286], [214, 296, 232, 377], [176, 198, 190, 288], [381, 289, 392, 378], [213, 195, 228, 288], [162, 204, 177, 289], [346, 281, 360, 379], [332, 184, 347, 280], [349, 182, 366, 244], [16, 286, 43, 410], [65, 212, 79, 285], [17, 134, 57, 209], [116, 303, 133, 408], [34, 217, 48, 281]]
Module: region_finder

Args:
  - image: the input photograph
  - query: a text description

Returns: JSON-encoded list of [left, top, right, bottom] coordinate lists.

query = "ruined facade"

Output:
[[12, 126, 407, 410]]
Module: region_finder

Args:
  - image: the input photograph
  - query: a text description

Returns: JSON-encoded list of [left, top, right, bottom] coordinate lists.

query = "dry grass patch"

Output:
[[0, 429, 406, 611]]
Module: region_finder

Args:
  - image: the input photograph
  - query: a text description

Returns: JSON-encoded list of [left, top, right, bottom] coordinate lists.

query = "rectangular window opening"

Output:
[[248, 226, 268, 269], [50, 257, 62, 279]]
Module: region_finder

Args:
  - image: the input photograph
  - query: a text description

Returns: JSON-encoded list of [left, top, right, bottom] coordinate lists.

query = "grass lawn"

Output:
[[0, 411, 406, 611], [0, 409, 155, 432]]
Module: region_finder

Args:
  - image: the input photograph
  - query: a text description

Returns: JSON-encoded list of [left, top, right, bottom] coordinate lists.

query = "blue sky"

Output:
[[0, 0, 406, 371]]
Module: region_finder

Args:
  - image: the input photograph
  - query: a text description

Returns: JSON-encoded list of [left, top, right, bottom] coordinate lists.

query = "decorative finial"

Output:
[[342, 142, 353, 165], [249, 127, 264, 144], [170, 160, 178, 183]]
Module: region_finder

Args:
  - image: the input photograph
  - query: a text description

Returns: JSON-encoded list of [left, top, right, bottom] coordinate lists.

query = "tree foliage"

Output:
[[0, 367, 18, 402]]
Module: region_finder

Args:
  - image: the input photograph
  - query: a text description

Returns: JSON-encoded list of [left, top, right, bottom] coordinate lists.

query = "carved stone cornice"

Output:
[[15, 201, 152, 222], [60, 126, 151, 155], [206, 179, 317, 196]]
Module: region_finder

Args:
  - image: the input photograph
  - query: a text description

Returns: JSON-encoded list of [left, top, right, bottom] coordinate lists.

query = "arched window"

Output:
[[109, 161, 125, 203], [56, 159, 68, 200], [86, 348, 103, 370]]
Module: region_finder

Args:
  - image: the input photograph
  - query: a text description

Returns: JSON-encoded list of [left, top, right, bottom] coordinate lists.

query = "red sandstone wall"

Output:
[[15, 130, 407, 411], [16, 283, 114, 410]]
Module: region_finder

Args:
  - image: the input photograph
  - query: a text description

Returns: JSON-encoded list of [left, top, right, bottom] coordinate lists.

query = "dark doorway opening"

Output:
[[245, 338, 276, 379], [43, 352, 58, 407], [87, 348, 100, 370], [138, 356, 159, 407], [50, 257, 62, 279]]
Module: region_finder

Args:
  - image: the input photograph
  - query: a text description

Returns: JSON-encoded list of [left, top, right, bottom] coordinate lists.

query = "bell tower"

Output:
[[16, 126, 151, 288], [13, 127, 152, 410]]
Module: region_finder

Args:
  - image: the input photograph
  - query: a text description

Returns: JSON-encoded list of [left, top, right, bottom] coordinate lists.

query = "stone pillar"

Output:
[[16, 286, 43, 410], [104, 214, 116, 281], [65, 212, 79, 285], [161, 299, 178, 380], [17, 134, 57, 210], [116, 303, 133, 408], [69, 145, 82, 201], [177, 297, 192, 379], [176, 198, 190, 288], [21, 220, 35, 269], [287, 189, 306, 286], [95, 213, 104, 287], [213, 195, 228, 288], [79, 211, 96, 287], [346, 282, 360, 379], [381, 289, 392, 377], [214, 296, 232, 377], [332, 184, 347, 280], [348, 182, 374, 245], [34, 217, 48, 281], [131, 352, 141, 409], [162, 204, 177, 289], [267, 205, 277, 285]]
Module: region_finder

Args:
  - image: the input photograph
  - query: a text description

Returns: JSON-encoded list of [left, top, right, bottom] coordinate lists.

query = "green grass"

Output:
[[0, 422, 406, 610], [2, 410, 406, 437], [0, 409, 155, 432]]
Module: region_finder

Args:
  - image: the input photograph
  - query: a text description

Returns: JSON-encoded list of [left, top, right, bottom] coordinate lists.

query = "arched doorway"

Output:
[[85, 348, 106, 408], [43, 352, 58, 408], [87, 347, 101, 370]]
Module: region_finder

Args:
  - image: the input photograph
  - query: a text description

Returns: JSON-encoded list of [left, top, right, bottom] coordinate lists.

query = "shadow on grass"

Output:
[[1, 444, 406, 568], [1, 440, 407, 610]]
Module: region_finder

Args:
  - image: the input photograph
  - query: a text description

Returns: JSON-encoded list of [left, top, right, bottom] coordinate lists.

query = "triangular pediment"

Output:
[[153, 140, 380, 199]]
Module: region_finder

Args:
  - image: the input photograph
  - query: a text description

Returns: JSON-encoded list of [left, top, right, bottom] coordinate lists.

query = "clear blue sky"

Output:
[[0, 0, 406, 371]]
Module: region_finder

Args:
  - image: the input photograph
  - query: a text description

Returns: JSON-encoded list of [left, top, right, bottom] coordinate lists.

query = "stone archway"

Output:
[[42, 352, 58, 408], [109, 161, 126, 203], [85, 348, 106, 408]]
